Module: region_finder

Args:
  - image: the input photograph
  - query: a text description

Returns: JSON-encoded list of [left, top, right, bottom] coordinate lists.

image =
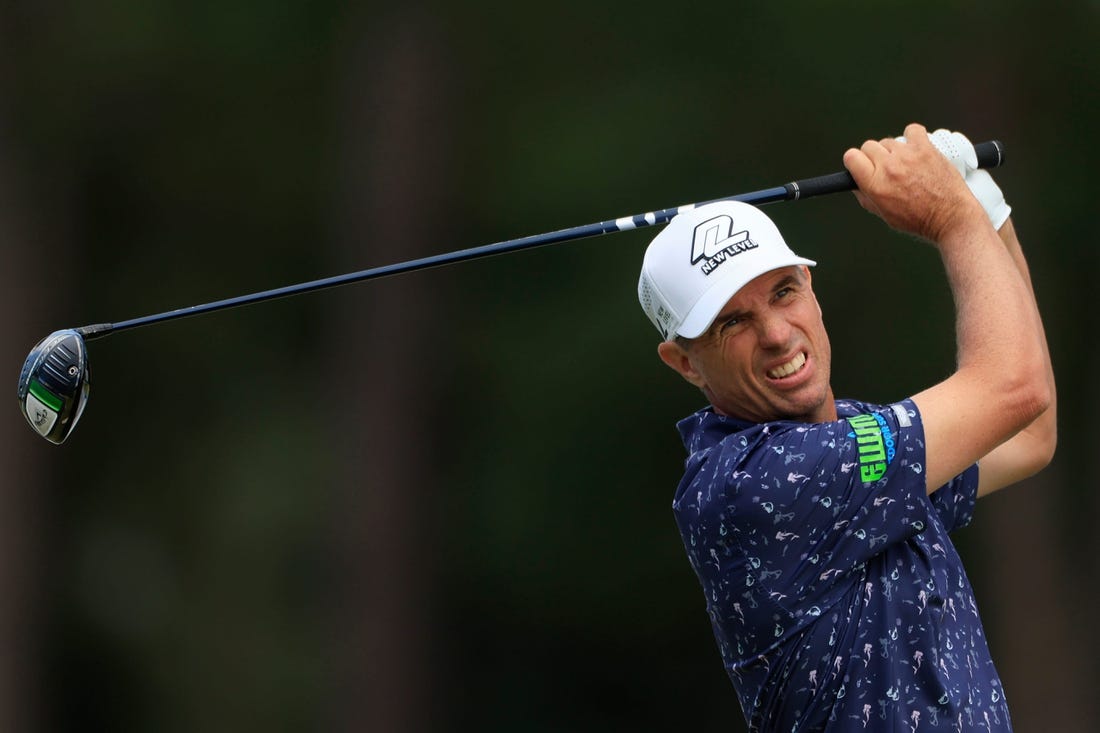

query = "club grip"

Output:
[[785, 139, 1006, 201], [974, 140, 1005, 169]]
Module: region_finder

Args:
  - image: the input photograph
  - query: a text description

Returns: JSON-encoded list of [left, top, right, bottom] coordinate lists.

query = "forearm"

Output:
[[908, 202, 1052, 491], [998, 218, 1056, 417], [972, 218, 1057, 496], [939, 213, 1047, 399]]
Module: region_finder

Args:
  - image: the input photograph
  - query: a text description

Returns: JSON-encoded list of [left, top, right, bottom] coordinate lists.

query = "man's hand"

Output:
[[924, 129, 1013, 230], [842, 123, 988, 244]]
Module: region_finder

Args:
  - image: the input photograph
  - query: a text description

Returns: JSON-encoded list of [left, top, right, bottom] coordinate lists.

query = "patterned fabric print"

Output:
[[672, 398, 1010, 732]]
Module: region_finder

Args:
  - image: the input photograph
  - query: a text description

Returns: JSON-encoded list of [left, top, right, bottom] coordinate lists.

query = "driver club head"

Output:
[[17, 329, 91, 444]]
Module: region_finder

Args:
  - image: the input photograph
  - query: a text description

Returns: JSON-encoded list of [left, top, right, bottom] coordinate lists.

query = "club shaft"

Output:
[[76, 140, 1004, 341]]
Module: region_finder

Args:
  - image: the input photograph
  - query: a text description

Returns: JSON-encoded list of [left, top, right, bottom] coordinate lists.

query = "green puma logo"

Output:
[[846, 413, 892, 483]]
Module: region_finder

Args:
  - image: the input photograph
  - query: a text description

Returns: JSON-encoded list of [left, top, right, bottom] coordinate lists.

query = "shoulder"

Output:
[[675, 399, 926, 501], [674, 415, 848, 503]]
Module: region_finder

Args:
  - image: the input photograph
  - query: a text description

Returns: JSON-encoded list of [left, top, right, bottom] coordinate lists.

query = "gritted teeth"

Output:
[[767, 352, 807, 379]]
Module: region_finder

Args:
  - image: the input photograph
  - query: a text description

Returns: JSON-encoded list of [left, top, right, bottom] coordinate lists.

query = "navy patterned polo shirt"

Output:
[[673, 398, 1011, 731]]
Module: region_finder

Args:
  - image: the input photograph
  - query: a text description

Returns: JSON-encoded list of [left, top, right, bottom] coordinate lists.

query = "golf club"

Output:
[[17, 140, 1006, 444]]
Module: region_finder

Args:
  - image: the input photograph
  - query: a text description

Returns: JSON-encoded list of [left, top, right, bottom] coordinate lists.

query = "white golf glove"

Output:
[[906, 128, 1012, 230]]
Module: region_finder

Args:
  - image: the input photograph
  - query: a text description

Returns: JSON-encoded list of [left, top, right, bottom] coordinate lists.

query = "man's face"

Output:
[[659, 266, 836, 424]]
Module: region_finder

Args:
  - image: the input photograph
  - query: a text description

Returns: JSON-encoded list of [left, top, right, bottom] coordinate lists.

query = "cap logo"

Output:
[[689, 215, 758, 275], [656, 304, 671, 324]]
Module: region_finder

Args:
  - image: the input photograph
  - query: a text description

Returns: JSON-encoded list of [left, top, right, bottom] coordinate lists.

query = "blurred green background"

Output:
[[1, 1, 1097, 731]]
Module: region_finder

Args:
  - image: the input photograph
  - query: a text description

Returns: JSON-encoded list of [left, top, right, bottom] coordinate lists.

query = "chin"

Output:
[[776, 390, 832, 423]]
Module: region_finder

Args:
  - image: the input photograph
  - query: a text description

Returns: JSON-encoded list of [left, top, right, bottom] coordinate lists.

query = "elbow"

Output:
[[1033, 395, 1058, 471], [1013, 380, 1058, 473], [1038, 427, 1057, 470], [1019, 380, 1053, 426], [1019, 416, 1057, 482], [999, 367, 1052, 435], [1010, 349, 1053, 422]]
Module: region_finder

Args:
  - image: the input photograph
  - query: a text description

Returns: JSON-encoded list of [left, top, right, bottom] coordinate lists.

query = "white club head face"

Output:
[[17, 329, 90, 445]]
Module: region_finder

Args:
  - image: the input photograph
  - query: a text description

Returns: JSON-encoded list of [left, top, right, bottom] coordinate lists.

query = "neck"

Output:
[[712, 389, 838, 424]]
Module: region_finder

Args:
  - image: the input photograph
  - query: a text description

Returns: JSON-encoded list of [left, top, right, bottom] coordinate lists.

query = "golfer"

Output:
[[638, 124, 1055, 731]]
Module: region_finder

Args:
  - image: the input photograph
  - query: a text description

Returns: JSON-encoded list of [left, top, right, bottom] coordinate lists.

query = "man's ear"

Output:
[[657, 340, 706, 389]]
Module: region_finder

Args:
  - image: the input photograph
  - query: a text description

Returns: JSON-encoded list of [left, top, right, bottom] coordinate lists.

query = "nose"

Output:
[[756, 309, 792, 349]]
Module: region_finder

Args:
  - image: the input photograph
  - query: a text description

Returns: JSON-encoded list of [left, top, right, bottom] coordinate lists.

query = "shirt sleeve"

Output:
[[886, 399, 979, 533], [927, 460, 979, 533], [706, 399, 936, 609]]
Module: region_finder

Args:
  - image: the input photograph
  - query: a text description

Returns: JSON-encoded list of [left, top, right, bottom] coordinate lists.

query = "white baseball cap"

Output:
[[638, 200, 815, 341]]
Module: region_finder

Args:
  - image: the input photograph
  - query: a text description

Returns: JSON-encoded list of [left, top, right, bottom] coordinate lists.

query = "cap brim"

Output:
[[675, 257, 816, 340]]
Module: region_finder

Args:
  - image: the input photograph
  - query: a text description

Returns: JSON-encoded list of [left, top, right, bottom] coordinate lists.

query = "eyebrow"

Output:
[[706, 273, 802, 337], [770, 273, 799, 292]]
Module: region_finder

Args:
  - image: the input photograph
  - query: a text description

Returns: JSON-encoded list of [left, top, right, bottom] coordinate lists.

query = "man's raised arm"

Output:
[[843, 123, 1052, 494], [973, 217, 1057, 497]]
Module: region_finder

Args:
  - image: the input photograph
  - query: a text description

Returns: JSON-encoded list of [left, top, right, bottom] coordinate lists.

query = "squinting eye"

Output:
[[776, 288, 792, 299]]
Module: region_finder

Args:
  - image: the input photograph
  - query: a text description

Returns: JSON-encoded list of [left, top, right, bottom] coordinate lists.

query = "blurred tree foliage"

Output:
[[1, 1, 1097, 731]]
